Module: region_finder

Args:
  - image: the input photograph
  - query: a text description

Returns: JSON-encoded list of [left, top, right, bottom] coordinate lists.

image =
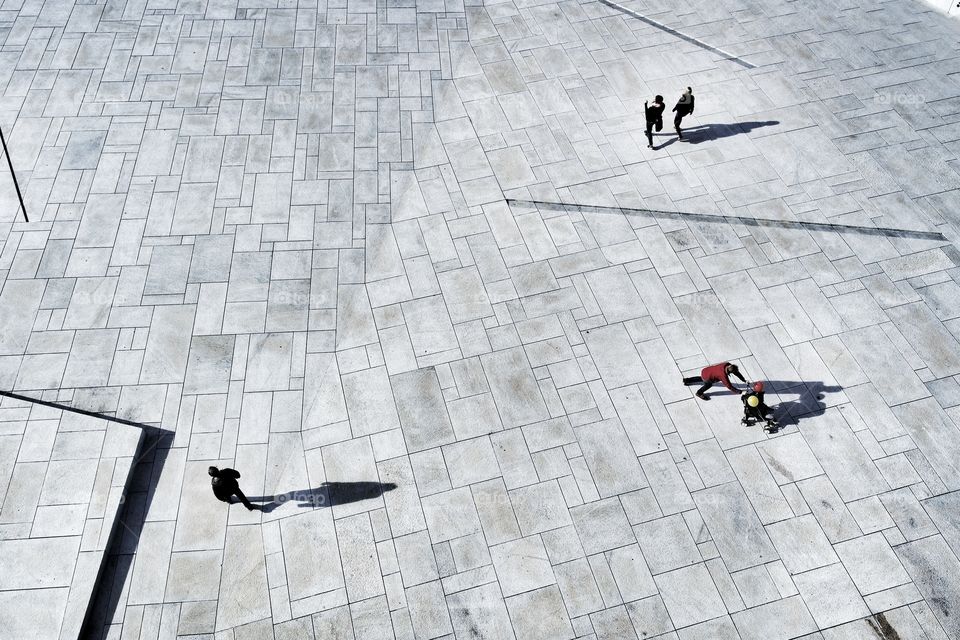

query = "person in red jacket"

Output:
[[682, 362, 747, 400]]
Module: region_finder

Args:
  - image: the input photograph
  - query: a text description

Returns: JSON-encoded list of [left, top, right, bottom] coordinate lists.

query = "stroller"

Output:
[[741, 381, 777, 432]]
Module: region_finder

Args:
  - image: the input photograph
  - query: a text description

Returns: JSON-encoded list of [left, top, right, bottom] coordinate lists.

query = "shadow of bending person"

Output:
[[767, 380, 843, 428], [683, 120, 779, 143], [249, 481, 397, 513]]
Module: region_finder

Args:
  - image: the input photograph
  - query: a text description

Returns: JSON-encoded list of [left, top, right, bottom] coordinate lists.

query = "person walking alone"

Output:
[[644, 95, 666, 149], [682, 361, 747, 400], [209, 466, 259, 510], [672, 87, 694, 139]]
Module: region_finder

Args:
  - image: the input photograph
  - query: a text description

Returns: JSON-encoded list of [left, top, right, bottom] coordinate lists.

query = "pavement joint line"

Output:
[[506, 198, 949, 241], [596, 0, 759, 69]]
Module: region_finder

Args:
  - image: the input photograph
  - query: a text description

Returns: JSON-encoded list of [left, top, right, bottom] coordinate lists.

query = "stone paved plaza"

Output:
[[2, 0, 960, 638]]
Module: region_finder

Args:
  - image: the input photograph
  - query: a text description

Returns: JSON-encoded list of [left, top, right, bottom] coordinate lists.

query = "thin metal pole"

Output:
[[0, 125, 28, 223]]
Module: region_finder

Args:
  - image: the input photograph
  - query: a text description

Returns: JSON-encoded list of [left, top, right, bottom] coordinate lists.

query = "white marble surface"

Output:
[[3, 0, 960, 638]]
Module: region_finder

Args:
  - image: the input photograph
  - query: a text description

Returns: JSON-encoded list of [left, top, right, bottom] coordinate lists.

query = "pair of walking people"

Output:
[[644, 87, 695, 149]]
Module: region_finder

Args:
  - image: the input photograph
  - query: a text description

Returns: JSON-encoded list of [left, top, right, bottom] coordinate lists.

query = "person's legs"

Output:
[[674, 112, 683, 138], [645, 121, 654, 148], [233, 487, 257, 511], [682, 375, 703, 385], [696, 380, 713, 399]]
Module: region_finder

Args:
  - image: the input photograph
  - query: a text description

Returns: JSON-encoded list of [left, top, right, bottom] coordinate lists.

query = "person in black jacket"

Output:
[[672, 87, 694, 139], [209, 466, 258, 510], [741, 381, 775, 430], [644, 95, 666, 149]]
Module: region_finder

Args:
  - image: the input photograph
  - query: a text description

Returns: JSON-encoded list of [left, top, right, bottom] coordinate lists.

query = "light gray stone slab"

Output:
[[336, 284, 378, 351], [140, 305, 195, 384], [336, 513, 384, 601], [842, 382, 906, 441], [164, 549, 222, 602], [217, 525, 271, 631], [402, 295, 460, 358], [756, 433, 823, 485], [711, 271, 778, 330], [693, 481, 778, 572], [0, 536, 80, 590], [606, 543, 658, 601], [655, 563, 727, 629], [0, 589, 68, 640], [498, 445, 560, 504], [609, 385, 666, 456], [584, 266, 647, 324], [675, 292, 750, 362], [183, 335, 234, 394], [127, 521, 175, 605], [406, 580, 453, 639], [634, 514, 701, 575], [303, 353, 349, 429], [443, 436, 500, 487], [491, 536, 555, 597], [923, 490, 960, 560], [280, 510, 344, 600], [834, 532, 910, 595], [421, 486, 481, 543], [794, 563, 869, 628], [342, 366, 400, 438], [554, 558, 604, 618], [630, 268, 681, 325], [892, 398, 960, 491], [575, 418, 645, 497], [392, 367, 455, 452], [796, 475, 862, 544], [798, 407, 888, 502], [641, 451, 695, 516], [473, 478, 521, 546], [841, 325, 929, 406], [725, 446, 793, 524], [887, 301, 960, 377], [0, 281, 44, 355], [481, 346, 549, 428], [569, 498, 636, 556], [505, 585, 573, 640], [731, 595, 817, 640], [765, 515, 839, 574], [447, 583, 517, 640], [583, 324, 648, 389]]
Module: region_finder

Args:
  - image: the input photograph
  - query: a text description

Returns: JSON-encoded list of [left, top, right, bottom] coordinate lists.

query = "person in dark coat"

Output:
[[209, 466, 258, 510], [682, 361, 747, 400], [644, 95, 666, 149], [741, 381, 775, 429], [672, 87, 695, 139]]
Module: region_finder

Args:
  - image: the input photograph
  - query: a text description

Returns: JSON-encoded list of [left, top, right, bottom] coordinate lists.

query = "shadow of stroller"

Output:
[[249, 481, 397, 513], [683, 120, 779, 143], [765, 380, 843, 428]]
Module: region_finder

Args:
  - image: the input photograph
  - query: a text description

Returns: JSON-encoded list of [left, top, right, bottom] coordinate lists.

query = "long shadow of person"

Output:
[[248, 481, 397, 513], [682, 120, 780, 144]]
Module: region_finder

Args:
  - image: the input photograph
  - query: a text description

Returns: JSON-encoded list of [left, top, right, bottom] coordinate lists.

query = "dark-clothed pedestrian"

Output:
[[741, 381, 775, 428], [672, 87, 694, 139], [644, 95, 666, 149], [682, 362, 747, 400], [209, 466, 258, 511]]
